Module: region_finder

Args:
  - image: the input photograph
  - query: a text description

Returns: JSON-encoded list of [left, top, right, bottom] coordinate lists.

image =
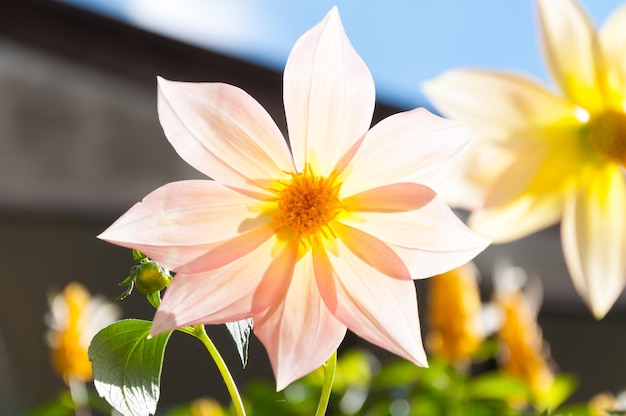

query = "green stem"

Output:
[[314, 350, 337, 416], [68, 377, 90, 416], [192, 325, 246, 416]]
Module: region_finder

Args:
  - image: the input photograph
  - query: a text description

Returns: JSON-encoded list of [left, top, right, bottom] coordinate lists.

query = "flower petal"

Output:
[[561, 164, 626, 318], [254, 251, 347, 390], [482, 143, 549, 208], [340, 108, 474, 197], [283, 7, 375, 176], [98, 180, 272, 272], [469, 193, 564, 243], [536, 0, 604, 110], [342, 182, 436, 213], [599, 3, 626, 109], [439, 140, 518, 210], [341, 194, 490, 279], [150, 236, 279, 335], [334, 222, 411, 280], [251, 239, 299, 314], [423, 70, 578, 143], [158, 77, 294, 193], [484, 128, 583, 209], [313, 242, 427, 366]]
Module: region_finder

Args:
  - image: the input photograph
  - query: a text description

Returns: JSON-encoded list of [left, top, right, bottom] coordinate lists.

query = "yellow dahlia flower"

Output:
[[424, 0, 626, 318]]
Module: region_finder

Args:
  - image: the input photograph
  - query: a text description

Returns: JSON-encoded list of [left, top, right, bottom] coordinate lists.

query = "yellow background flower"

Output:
[[426, 263, 484, 364], [46, 282, 119, 384]]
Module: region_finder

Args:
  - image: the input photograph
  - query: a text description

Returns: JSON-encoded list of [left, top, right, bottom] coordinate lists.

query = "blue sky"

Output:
[[59, 0, 625, 109]]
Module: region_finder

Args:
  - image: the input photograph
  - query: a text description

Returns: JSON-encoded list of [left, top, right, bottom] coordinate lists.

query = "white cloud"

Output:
[[124, 0, 275, 56]]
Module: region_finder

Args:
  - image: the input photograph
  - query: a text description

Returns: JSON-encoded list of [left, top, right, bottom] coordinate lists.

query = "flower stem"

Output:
[[68, 377, 90, 416], [192, 325, 246, 416], [314, 350, 337, 416]]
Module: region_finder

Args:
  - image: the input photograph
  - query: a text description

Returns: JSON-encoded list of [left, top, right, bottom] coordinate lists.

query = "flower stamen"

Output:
[[585, 110, 626, 166], [272, 164, 343, 245]]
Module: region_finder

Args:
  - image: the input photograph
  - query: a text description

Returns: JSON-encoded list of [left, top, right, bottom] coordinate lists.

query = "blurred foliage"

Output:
[[162, 347, 622, 416], [25, 343, 625, 416]]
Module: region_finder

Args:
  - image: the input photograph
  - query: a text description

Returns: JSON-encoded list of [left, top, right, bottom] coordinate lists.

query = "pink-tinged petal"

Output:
[[342, 182, 436, 213], [150, 236, 279, 335], [251, 239, 299, 314], [600, 3, 626, 109], [340, 194, 490, 279], [340, 108, 473, 197], [536, 0, 604, 111], [158, 77, 294, 193], [469, 193, 564, 243], [333, 222, 411, 280], [313, 242, 427, 366], [423, 70, 578, 143], [98, 180, 273, 272], [283, 7, 375, 176], [562, 165, 626, 319], [254, 251, 346, 390], [172, 225, 275, 274]]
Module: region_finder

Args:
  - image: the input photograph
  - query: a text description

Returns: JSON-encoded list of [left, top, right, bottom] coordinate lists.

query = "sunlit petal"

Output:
[[599, 3, 626, 109], [314, 243, 427, 366], [334, 222, 411, 280], [341, 195, 490, 279], [470, 193, 564, 243], [342, 182, 436, 213], [562, 165, 626, 318], [150, 236, 279, 335], [340, 108, 473, 197], [439, 140, 518, 210], [98, 180, 272, 271], [251, 239, 299, 314], [482, 144, 548, 208], [423, 70, 578, 143], [158, 78, 294, 193], [284, 7, 375, 176], [536, 0, 604, 110], [254, 252, 347, 390]]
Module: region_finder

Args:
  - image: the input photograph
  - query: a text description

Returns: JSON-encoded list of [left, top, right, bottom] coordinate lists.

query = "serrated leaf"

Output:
[[225, 318, 253, 368], [88, 319, 173, 416]]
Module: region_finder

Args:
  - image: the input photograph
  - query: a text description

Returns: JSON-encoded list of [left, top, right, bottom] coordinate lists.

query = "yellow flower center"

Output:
[[272, 165, 343, 244], [585, 110, 626, 165]]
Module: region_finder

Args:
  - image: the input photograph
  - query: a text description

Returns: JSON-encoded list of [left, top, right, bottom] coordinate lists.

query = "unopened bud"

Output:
[[135, 261, 171, 295]]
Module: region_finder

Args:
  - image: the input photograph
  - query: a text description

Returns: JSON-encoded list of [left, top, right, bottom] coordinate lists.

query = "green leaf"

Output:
[[225, 318, 253, 368], [88, 319, 173, 416]]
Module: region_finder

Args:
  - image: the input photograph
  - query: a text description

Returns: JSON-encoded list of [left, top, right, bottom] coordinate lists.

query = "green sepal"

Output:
[[88, 319, 173, 416], [146, 291, 162, 309], [117, 272, 136, 300], [132, 249, 147, 262]]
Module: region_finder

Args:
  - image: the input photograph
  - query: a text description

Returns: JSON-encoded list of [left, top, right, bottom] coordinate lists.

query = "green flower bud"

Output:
[[135, 261, 170, 295]]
